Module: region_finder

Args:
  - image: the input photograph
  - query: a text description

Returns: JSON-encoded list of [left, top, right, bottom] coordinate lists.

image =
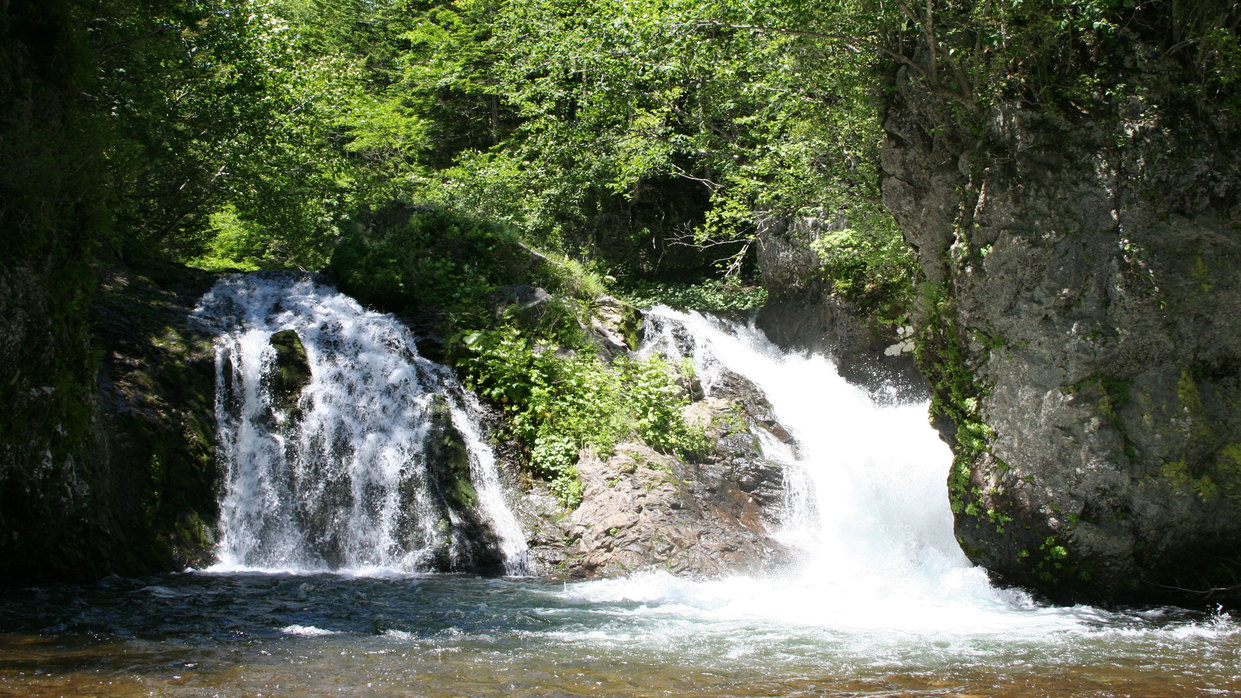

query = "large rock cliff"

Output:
[[1, 262, 221, 584], [880, 52, 1241, 604], [0, 2, 220, 584]]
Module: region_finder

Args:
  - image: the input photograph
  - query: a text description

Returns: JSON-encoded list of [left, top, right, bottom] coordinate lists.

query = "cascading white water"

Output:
[[615, 306, 1097, 634], [193, 273, 528, 575]]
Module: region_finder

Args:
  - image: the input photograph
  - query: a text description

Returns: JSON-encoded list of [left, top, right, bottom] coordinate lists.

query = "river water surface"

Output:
[[0, 571, 1238, 696]]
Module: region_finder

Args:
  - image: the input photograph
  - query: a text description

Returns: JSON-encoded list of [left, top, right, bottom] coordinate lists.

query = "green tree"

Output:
[[87, 0, 359, 269], [358, 1, 883, 280]]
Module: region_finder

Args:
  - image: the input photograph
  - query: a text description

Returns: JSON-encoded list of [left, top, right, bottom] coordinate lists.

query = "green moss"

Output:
[[1191, 255, 1213, 293], [1065, 374, 1131, 418], [986, 507, 1014, 533], [269, 329, 311, 414], [426, 394, 484, 513], [1220, 443, 1241, 473], [619, 304, 643, 350], [142, 453, 166, 528], [956, 536, 988, 561], [173, 511, 215, 551], [916, 282, 996, 524], [1034, 535, 1079, 583], [1161, 460, 1220, 501], [1173, 367, 1217, 440], [453, 478, 479, 510]]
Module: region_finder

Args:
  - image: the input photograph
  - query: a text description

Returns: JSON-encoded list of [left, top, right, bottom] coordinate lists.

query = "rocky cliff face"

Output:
[[880, 61, 1241, 604], [753, 216, 927, 403], [1, 262, 221, 585]]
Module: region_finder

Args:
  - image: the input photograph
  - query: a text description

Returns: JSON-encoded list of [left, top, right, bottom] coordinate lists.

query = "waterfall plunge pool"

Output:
[[0, 570, 1238, 696]]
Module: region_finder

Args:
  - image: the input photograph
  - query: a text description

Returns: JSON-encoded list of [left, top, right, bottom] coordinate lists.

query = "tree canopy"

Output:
[[7, 0, 1238, 283]]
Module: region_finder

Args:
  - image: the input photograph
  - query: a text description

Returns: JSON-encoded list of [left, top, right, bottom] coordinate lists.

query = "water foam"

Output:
[[194, 273, 527, 575], [567, 307, 1102, 637], [282, 624, 339, 637]]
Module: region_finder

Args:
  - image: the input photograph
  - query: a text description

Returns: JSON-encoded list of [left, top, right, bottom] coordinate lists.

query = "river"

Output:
[[0, 571, 1237, 695]]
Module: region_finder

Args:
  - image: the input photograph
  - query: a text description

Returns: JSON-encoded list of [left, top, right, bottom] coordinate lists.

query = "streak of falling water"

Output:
[[635, 306, 1078, 634], [194, 273, 528, 575]]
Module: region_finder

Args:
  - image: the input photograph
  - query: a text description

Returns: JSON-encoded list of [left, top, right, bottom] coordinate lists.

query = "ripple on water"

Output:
[[0, 573, 1238, 697]]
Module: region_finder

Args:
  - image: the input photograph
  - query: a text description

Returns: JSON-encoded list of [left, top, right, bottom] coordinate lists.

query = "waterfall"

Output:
[[193, 273, 528, 575], [634, 306, 1072, 633]]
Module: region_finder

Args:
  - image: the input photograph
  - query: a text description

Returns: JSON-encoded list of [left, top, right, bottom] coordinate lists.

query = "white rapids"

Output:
[[568, 306, 1105, 637], [193, 273, 528, 575]]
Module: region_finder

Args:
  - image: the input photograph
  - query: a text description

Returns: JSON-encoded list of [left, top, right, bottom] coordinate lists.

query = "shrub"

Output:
[[617, 356, 710, 459], [457, 323, 704, 507], [329, 206, 530, 317], [616, 278, 767, 311]]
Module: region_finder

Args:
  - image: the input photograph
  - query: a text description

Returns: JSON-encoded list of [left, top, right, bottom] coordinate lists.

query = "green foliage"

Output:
[[30, 0, 1236, 281], [308, 0, 892, 279], [617, 279, 768, 311], [915, 283, 994, 517], [329, 206, 621, 354], [330, 206, 529, 317], [810, 211, 917, 321], [877, 0, 1241, 119], [457, 323, 703, 507], [185, 206, 267, 272], [67, 0, 924, 286], [617, 356, 710, 458], [549, 466, 585, 510], [65, 0, 364, 268], [525, 251, 614, 307], [457, 325, 616, 506]]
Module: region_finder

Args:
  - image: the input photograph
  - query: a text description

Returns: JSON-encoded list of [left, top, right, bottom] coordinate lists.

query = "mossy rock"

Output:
[[268, 329, 311, 414]]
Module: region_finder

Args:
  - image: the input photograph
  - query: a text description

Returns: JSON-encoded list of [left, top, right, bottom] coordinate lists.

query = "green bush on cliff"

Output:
[[329, 206, 616, 334], [616, 355, 710, 458], [330, 207, 530, 318], [811, 212, 918, 323], [617, 279, 768, 311], [457, 324, 704, 507]]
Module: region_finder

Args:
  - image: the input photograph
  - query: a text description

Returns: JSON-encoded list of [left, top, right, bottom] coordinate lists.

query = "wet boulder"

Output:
[[556, 439, 790, 579], [267, 329, 311, 416]]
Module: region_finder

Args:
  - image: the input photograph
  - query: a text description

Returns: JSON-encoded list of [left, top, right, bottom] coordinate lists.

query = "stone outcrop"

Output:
[[880, 54, 1241, 604], [753, 215, 928, 403], [487, 283, 642, 360], [90, 264, 222, 573], [520, 395, 792, 578], [420, 394, 506, 574], [559, 443, 785, 577], [267, 329, 312, 416], [1, 262, 222, 585]]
